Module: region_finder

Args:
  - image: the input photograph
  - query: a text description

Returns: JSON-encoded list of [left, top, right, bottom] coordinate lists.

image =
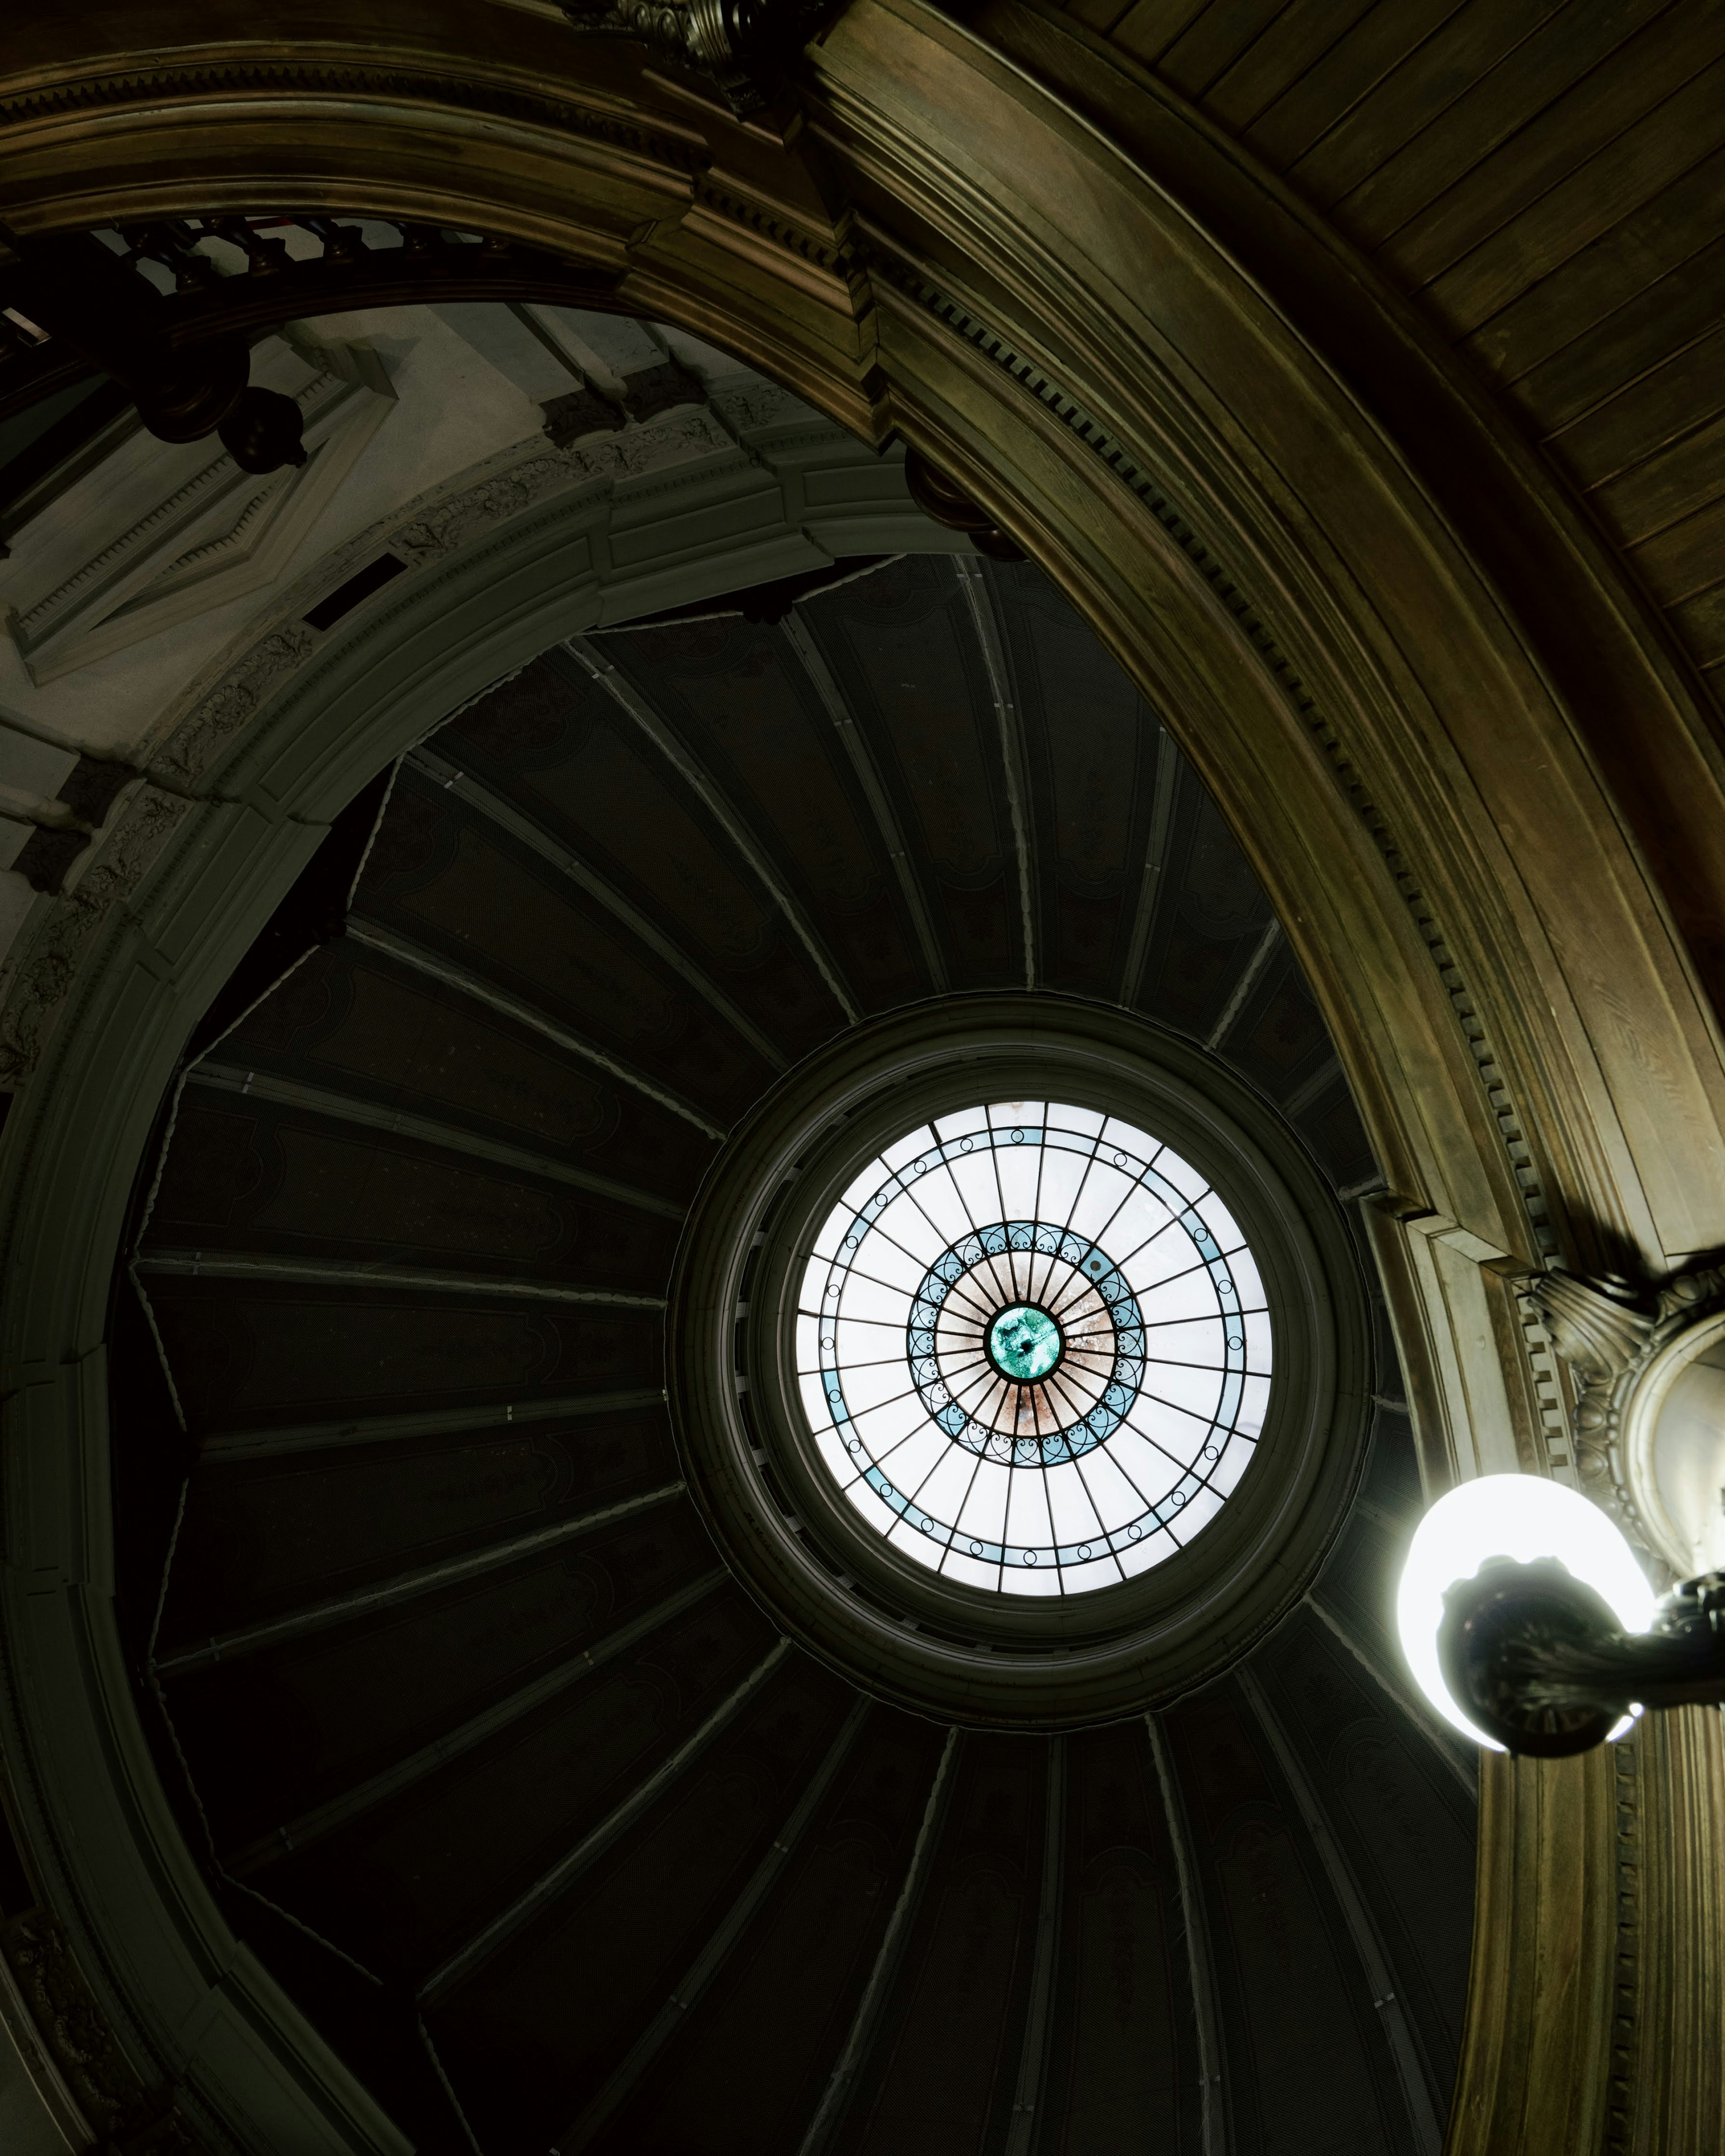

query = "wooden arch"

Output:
[[4, 2, 1725, 2147]]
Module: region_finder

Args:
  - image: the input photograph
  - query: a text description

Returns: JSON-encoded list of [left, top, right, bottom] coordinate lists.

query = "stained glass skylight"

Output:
[[796, 1101, 1272, 1597]]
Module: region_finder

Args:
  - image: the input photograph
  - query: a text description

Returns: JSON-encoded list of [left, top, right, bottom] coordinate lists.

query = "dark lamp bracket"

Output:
[[1438, 1557, 1725, 1756]]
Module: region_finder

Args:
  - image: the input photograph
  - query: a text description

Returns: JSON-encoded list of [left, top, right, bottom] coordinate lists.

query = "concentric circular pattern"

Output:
[[797, 1101, 1271, 1595]]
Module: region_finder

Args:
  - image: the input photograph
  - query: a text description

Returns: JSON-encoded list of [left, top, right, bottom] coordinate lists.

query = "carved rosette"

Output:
[[1530, 1264, 1725, 1577]]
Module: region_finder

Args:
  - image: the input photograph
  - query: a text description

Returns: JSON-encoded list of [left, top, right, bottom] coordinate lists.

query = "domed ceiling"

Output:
[[111, 549, 1477, 2154]]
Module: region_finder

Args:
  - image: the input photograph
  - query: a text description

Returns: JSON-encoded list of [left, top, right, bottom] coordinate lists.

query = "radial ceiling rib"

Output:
[[133, 1251, 666, 1307], [198, 1389, 667, 1464], [1120, 726, 1180, 1004], [561, 637, 864, 1027], [420, 1640, 793, 2008], [1003, 1736, 1066, 2156], [151, 1483, 686, 1677], [407, 747, 789, 1072], [189, 1063, 687, 1220], [953, 557, 1036, 991], [1301, 1595, 1477, 1803], [553, 1693, 874, 2155], [1280, 1054, 1345, 1119], [344, 919, 727, 1138], [795, 1725, 960, 2156], [778, 608, 951, 994], [1235, 1670, 1445, 2156], [1205, 920, 1283, 1052], [223, 1570, 730, 1881], [1147, 1714, 1227, 2156]]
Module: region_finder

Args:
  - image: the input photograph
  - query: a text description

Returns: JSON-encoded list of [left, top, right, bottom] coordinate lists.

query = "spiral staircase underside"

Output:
[[113, 553, 1477, 2154]]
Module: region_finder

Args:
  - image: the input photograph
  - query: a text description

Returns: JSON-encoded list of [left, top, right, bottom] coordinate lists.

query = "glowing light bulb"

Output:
[[1396, 1474, 1654, 1749]]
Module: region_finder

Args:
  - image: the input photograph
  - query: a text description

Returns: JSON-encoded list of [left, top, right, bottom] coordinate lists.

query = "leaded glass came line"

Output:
[[795, 1101, 1272, 1598]]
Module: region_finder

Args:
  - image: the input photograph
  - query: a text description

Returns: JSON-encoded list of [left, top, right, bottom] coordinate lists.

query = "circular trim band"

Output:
[[667, 993, 1371, 1727]]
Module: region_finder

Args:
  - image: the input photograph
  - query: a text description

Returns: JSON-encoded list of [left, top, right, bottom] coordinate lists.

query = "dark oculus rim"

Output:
[[666, 992, 1372, 1728]]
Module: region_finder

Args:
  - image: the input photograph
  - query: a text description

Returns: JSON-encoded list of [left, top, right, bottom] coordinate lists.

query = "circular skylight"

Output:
[[796, 1100, 1272, 1597]]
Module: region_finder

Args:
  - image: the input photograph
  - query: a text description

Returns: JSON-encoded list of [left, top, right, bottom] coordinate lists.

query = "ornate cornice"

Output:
[[1530, 1265, 1725, 1567], [0, 60, 706, 173]]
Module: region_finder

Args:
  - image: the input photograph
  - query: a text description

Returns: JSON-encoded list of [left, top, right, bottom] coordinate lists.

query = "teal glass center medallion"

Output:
[[987, 1303, 1063, 1383]]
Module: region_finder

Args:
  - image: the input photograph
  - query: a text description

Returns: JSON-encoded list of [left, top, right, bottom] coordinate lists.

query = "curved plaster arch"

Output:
[[0, 433, 960, 2154], [4, 4, 1725, 2148]]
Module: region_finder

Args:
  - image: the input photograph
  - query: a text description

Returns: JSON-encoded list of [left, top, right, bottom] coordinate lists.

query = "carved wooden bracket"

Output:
[[1530, 1264, 1725, 1574], [561, 0, 847, 112]]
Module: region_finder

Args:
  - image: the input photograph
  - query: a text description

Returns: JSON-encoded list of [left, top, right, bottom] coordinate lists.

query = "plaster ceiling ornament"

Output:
[[1530, 1264, 1725, 1582], [4, 335, 395, 683], [561, 0, 844, 112]]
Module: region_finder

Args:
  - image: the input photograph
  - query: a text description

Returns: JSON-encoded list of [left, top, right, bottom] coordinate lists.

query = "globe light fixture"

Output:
[[1398, 1474, 1725, 1755]]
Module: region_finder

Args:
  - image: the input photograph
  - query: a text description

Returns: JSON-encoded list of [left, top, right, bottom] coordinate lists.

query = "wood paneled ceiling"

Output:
[[1059, 0, 1725, 703]]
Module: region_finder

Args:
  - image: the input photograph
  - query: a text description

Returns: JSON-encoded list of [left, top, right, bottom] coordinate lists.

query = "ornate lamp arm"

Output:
[[1438, 1561, 1725, 1756]]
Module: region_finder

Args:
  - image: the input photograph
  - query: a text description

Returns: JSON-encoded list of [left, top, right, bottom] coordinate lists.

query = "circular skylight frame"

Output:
[[668, 996, 1371, 1728], [797, 1101, 1272, 1597]]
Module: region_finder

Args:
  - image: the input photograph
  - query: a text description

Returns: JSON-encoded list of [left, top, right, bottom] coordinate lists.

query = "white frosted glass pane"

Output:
[[833, 1310, 902, 1359], [1006, 1468, 1054, 1553], [1245, 1311, 1274, 1372], [857, 1242, 931, 1303], [1143, 1316, 1229, 1367], [940, 1546, 1000, 1590], [907, 1165, 970, 1244], [1219, 1244, 1263, 1314], [1001, 1558, 1063, 1596], [871, 1203, 945, 1271], [1116, 1527, 1177, 1577], [1045, 1461, 1105, 1543], [1058, 1552, 1124, 1595], [993, 1141, 1042, 1220], [1095, 1113, 1148, 1156], [841, 1359, 918, 1418], [956, 1460, 1009, 1543], [988, 1100, 1043, 1131], [1034, 1142, 1090, 1230], [808, 1208, 850, 1263], [881, 1124, 935, 1172], [1092, 1128, 1150, 1182], [1154, 1149, 1208, 1203], [1068, 1160, 1134, 1244], [1207, 1432, 1256, 1498], [1141, 1361, 1225, 1420], [840, 1479, 901, 1539], [1174, 1485, 1223, 1540], [933, 1104, 991, 1142], [801, 1370, 838, 1432], [839, 1157, 890, 1211], [945, 1151, 1001, 1227], [1130, 1388, 1216, 1457], [873, 1423, 947, 1496], [1084, 1435, 1168, 1518], [1197, 1190, 1245, 1253], [796, 1313, 824, 1372], [1236, 1375, 1270, 1439], [914, 1445, 979, 1527], [1132, 1265, 1219, 1321], [1104, 1183, 1174, 1266], [814, 1427, 854, 1487], [888, 1518, 943, 1570], [1048, 1103, 1106, 1139], [838, 1273, 907, 1329]]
